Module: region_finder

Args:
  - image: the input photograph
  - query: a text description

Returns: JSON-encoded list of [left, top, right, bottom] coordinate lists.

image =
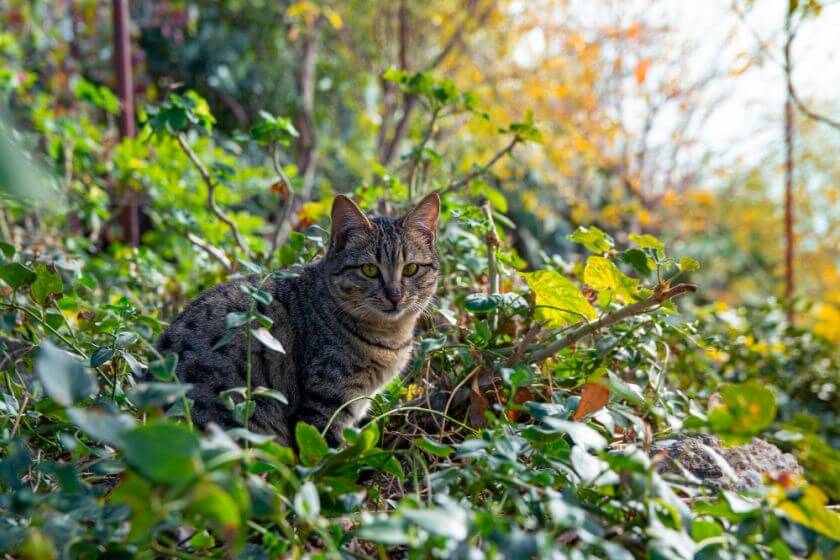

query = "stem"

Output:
[[176, 133, 252, 259], [408, 107, 440, 199], [268, 143, 297, 259], [185, 232, 232, 271], [444, 136, 519, 193], [482, 201, 500, 332], [523, 284, 698, 363]]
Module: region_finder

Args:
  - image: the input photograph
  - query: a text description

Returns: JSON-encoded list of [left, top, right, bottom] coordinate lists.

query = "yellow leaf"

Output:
[[522, 270, 596, 327], [583, 256, 640, 304]]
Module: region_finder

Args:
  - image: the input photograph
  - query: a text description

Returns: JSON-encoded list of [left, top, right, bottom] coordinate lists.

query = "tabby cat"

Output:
[[156, 193, 440, 446]]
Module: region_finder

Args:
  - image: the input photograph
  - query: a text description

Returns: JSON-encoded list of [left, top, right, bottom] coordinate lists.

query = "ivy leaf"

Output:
[[128, 382, 192, 409], [583, 256, 640, 304], [415, 437, 454, 458], [617, 248, 652, 276], [0, 262, 36, 289], [31, 263, 63, 305], [35, 340, 98, 406], [628, 232, 665, 258], [67, 406, 136, 447], [119, 422, 203, 485], [464, 293, 501, 313], [90, 346, 115, 368], [522, 270, 596, 327], [293, 481, 320, 522], [251, 328, 285, 353], [149, 353, 178, 381], [679, 256, 701, 272], [295, 422, 329, 466], [567, 226, 614, 254]]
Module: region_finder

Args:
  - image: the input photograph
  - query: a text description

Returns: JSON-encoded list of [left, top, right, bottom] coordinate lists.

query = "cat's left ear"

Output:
[[401, 192, 440, 240]]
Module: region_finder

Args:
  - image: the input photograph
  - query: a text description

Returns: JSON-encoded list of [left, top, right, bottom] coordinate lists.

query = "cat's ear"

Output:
[[330, 194, 372, 251], [402, 192, 440, 239]]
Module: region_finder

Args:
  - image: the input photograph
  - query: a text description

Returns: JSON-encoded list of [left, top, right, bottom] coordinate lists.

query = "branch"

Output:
[[523, 284, 698, 363], [186, 232, 233, 272], [269, 144, 297, 257], [788, 76, 840, 131], [176, 133, 252, 259], [379, 1, 495, 166], [482, 201, 500, 331], [444, 136, 519, 194]]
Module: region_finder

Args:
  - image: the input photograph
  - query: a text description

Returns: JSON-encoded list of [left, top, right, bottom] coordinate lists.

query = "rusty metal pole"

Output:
[[112, 0, 140, 245]]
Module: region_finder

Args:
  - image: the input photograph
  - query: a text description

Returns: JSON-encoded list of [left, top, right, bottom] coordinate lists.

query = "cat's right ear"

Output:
[[330, 194, 372, 251]]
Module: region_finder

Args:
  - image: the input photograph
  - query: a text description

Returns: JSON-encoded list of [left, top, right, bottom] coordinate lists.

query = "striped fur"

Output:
[[156, 193, 440, 447]]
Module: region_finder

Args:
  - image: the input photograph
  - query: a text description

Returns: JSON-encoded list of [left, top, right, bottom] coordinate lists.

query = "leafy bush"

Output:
[[1, 65, 838, 559]]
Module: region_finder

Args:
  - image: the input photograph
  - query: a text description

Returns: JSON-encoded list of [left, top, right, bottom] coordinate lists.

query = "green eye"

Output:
[[361, 263, 380, 278], [403, 263, 419, 277]]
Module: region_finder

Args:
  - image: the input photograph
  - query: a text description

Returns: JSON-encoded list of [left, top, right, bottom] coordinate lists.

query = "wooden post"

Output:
[[112, 0, 140, 245]]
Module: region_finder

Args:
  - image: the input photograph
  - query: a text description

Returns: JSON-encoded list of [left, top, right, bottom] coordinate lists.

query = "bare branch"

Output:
[[175, 133, 252, 259], [185, 232, 233, 272], [444, 136, 519, 193], [268, 144, 297, 257], [523, 284, 698, 363]]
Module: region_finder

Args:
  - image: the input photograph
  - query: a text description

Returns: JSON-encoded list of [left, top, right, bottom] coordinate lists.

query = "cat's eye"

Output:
[[361, 263, 380, 278], [402, 263, 419, 277]]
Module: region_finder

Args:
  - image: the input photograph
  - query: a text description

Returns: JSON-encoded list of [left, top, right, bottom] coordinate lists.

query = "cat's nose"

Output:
[[384, 287, 401, 305]]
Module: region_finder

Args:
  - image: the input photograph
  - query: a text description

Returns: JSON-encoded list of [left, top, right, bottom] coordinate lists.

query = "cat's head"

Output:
[[324, 193, 440, 322]]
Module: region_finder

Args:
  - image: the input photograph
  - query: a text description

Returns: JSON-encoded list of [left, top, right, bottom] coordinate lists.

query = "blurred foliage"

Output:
[[0, 0, 838, 558]]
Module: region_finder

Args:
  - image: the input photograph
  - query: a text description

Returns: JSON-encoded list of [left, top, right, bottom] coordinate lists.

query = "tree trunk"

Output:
[[112, 0, 139, 246], [294, 22, 320, 200]]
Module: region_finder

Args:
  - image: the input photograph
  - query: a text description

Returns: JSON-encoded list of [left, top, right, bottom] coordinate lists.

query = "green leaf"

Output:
[[583, 256, 640, 303], [295, 422, 329, 466], [708, 381, 777, 443], [567, 226, 614, 253], [464, 293, 501, 313], [0, 262, 36, 289], [522, 269, 596, 327], [187, 482, 242, 539], [679, 256, 701, 272], [251, 327, 285, 353], [253, 386, 288, 404], [90, 346, 115, 368], [402, 507, 468, 539], [628, 232, 665, 258], [357, 516, 410, 545], [293, 481, 320, 522], [119, 422, 203, 485], [617, 248, 652, 276], [67, 406, 136, 447], [541, 417, 607, 451], [127, 382, 192, 409], [30, 263, 62, 305], [415, 437, 454, 458], [149, 354, 178, 381], [35, 341, 98, 406]]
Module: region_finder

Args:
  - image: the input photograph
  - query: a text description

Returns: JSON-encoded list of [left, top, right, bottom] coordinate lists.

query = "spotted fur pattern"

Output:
[[156, 193, 440, 447]]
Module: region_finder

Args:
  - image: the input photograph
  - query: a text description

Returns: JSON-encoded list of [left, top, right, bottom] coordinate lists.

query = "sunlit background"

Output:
[[1, 0, 838, 338]]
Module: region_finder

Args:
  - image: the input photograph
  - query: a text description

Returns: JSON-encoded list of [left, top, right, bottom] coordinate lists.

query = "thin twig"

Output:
[[185, 232, 232, 272], [444, 137, 519, 193], [176, 133, 252, 259], [482, 201, 500, 331], [523, 284, 698, 363], [268, 143, 297, 257]]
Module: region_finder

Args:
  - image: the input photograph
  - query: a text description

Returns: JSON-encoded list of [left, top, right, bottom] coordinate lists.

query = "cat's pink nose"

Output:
[[384, 287, 401, 305]]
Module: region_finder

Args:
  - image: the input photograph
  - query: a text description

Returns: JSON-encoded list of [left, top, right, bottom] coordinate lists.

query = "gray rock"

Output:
[[652, 434, 801, 492]]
